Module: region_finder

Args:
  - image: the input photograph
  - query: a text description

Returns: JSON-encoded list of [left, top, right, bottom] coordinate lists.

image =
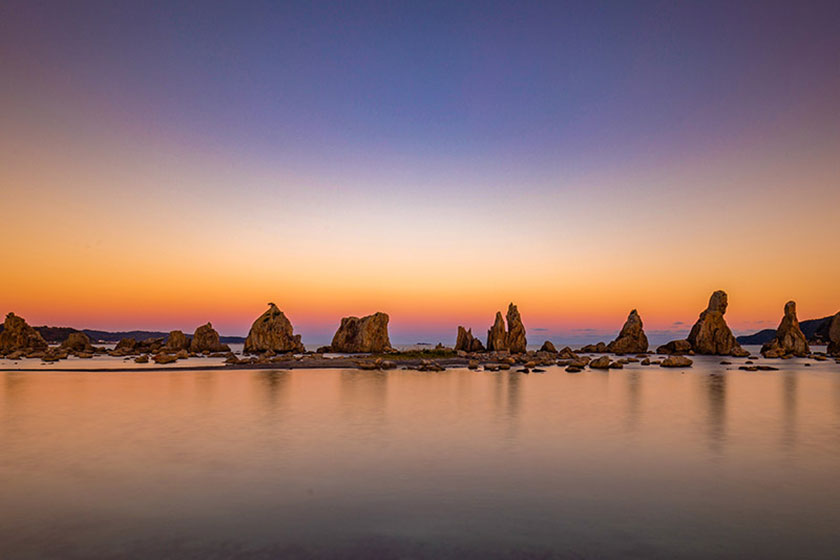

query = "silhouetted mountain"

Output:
[[0, 324, 245, 344], [737, 316, 834, 345]]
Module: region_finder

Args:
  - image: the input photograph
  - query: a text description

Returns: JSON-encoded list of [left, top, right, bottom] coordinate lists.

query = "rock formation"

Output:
[[760, 301, 810, 357], [687, 291, 748, 356], [606, 309, 649, 354], [485, 303, 527, 353], [244, 304, 305, 354], [115, 337, 137, 354], [486, 312, 508, 351], [330, 312, 391, 353], [190, 323, 230, 353], [828, 312, 840, 356], [165, 330, 191, 351], [539, 341, 557, 353], [60, 331, 93, 353], [0, 313, 48, 355], [506, 304, 527, 353], [455, 326, 485, 352]]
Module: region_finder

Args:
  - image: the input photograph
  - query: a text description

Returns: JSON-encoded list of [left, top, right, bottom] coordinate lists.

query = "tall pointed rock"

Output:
[[760, 301, 810, 357], [606, 309, 649, 353]]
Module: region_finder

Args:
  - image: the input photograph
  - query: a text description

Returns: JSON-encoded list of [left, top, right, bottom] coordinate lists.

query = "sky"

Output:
[[1, 1, 839, 346]]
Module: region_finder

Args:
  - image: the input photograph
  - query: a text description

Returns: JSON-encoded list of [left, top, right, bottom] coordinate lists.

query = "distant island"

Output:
[[0, 324, 246, 345]]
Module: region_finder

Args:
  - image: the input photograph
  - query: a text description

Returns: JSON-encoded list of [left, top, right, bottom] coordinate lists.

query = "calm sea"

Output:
[[2, 351, 840, 559]]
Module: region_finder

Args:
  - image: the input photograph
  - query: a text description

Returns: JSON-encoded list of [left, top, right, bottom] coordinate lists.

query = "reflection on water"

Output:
[[704, 373, 727, 454], [2, 357, 840, 559]]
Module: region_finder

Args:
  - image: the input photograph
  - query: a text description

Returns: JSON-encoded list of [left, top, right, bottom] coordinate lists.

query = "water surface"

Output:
[[2, 355, 840, 559]]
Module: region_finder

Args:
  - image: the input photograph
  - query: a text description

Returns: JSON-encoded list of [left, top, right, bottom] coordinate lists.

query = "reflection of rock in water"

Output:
[[705, 373, 727, 454], [339, 370, 389, 429], [624, 371, 642, 432], [256, 370, 291, 411], [781, 373, 798, 449]]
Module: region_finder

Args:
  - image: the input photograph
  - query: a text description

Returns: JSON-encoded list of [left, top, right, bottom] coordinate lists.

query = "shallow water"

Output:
[[2, 354, 840, 559]]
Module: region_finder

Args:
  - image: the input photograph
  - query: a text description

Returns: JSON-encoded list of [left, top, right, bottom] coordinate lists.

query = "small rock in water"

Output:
[[565, 366, 583, 373], [532, 368, 546, 373]]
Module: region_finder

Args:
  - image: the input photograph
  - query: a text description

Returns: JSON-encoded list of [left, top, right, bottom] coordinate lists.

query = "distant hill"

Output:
[[0, 324, 245, 344], [736, 315, 834, 345]]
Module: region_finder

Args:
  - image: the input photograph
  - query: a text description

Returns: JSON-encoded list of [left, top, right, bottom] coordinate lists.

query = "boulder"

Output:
[[165, 330, 191, 351], [660, 356, 693, 368], [656, 339, 692, 355], [153, 353, 178, 364], [60, 331, 93, 353], [686, 291, 746, 356], [330, 312, 391, 353], [606, 309, 649, 354], [244, 303, 305, 354], [539, 340, 557, 353], [455, 326, 485, 352], [827, 313, 840, 356], [589, 356, 612, 369], [190, 323, 231, 353], [0, 313, 49, 355], [760, 301, 810, 358]]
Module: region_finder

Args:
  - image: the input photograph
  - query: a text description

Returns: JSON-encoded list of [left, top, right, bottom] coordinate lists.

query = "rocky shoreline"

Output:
[[2, 291, 840, 371]]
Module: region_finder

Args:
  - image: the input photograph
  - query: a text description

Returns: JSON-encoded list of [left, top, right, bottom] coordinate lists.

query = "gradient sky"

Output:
[[1, 1, 839, 345]]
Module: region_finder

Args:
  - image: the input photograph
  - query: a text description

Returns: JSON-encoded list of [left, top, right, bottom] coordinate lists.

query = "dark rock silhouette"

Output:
[[606, 309, 648, 354]]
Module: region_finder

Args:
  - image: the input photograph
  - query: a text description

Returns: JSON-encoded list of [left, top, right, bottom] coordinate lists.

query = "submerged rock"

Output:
[[828, 313, 840, 356], [606, 309, 649, 354], [0, 313, 48, 355], [165, 330, 191, 351], [330, 312, 391, 353], [761, 301, 810, 357], [686, 291, 747, 356], [190, 323, 230, 353], [455, 326, 485, 352], [244, 304, 305, 354]]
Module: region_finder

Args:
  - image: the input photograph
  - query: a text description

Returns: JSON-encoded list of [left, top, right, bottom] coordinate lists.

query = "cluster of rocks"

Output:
[[454, 326, 485, 352], [828, 313, 840, 357], [485, 303, 527, 353]]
